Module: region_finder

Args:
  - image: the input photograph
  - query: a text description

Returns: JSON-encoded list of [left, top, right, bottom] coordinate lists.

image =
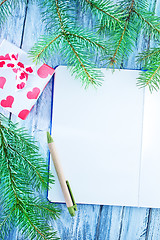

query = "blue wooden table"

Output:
[[1, 0, 160, 239]]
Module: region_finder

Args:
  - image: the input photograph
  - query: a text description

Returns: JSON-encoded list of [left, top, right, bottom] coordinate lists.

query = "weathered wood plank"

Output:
[[119, 207, 150, 240], [95, 206, 123, 240], [0, 3, 27, 118], [145, 209, 160, 240], [51, 204, 100, 239], [142, 2, 160, 240], [0, 3, 29, 240]]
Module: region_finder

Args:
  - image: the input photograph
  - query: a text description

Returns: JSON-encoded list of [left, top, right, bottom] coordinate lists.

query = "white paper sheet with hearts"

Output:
[[0, 40, 54, 120], [48, 66, 160, 208]]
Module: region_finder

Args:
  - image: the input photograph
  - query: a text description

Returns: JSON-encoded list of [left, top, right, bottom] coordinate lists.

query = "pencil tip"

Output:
[[47, 131, 53, 143]]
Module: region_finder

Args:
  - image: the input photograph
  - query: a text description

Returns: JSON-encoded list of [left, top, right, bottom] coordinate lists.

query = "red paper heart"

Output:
[[0, 77, 6, 89], [11, 54, 18, 60], [20, 72, 26, 80], [0, 54, 11, 60], [22, 72, 28, 81], [18, 109, 30, 120], [7, 63, 15, 68], [37, 64, 54, 78], [12, 68, 18, 73], [1, 96, 14, 108], [26, 67, 33, 73], [17, 82, 25, 89], [17, 62, 24, 68], [27, 87, 40, 99], [0, 61, 5, 67]]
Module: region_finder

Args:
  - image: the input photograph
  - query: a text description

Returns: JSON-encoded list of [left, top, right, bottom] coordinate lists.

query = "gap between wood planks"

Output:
[[145, 209, 152, 240], [117, 207, 125, 240], [95, 205, 103, 240]]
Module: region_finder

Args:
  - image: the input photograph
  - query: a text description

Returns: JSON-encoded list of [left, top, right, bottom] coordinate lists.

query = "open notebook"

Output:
[[48, 66, 160, 208]]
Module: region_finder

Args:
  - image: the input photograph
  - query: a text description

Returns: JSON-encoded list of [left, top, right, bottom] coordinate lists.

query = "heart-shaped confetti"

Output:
[[0, 61, 5, 67], [0, 77, 6, 89], [17, 82, 25, 89], [17, 62, 24, 68], [11, 54, 18, 60], [20, 72, 26, 80], [26, 67, 33, 73], [0, 54, 11, 60], [7, 63, 15, 68], [1, 96, 14, 108], [27, 87, 40, 99], [37, 64, 54, 78], [18, 109, 30, 120]]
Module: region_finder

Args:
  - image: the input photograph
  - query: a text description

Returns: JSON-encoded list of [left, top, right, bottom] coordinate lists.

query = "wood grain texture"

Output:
[[0, 0, 160, 239], [95, 206, 124, 240], [0, 3, 29, 240], [0, 3, 26, 118], [145, 4, 160, 239]]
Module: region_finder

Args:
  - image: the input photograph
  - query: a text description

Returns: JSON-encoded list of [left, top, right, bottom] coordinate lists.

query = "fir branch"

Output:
[[109, 0, 135, 65], [80, 0, 122, 31], [55, 0, 98, 85], [0, 115, 54, 190], [35, 34, 63, 61], [66, 32, 105, 51], [31, 0, 105, 87], [0, 206, 16, 239], [0, 114, 60, 240], [137, 63, 160, 91], [1, 124, 49, 191], [148, 65, 160, 84], [84, 0, 120, 23], [17, 201, 60, 240], [133, 9, 160, 38], [23, 197, 60, 219], [28, 203, 58, 216], [0, 206, 15, 230], [1, 0, 160, 91], [7, 142, 46, 187], [0, 0, 28, 27], [0, 129, 20, 202], [0, 0, 7, 6], [6, 155, 18, 200], [137, 47, 160, 91], [137, 47, 160, 63], [18, 205, 48, 240], [29, 33, 63, 62], [65, 36, 95, 83], [55, 0, 65, 33]]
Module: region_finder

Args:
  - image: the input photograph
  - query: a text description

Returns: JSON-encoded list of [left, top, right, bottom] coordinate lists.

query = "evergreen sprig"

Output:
[[0, 114, 60, 240], [137, 47, 160, 91], [0, 0, 28, 27], [79, 0, 122, 31], [30, 0, 107, 87], [1, 0, 160, 91], [76, 0, 160, 71], [0, 0, 160, 91], [133, 9, 160, 39]]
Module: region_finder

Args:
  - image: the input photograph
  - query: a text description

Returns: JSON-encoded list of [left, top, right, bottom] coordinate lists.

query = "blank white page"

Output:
[[139, 89, 160, 208], [48, 66, 144, 206]]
